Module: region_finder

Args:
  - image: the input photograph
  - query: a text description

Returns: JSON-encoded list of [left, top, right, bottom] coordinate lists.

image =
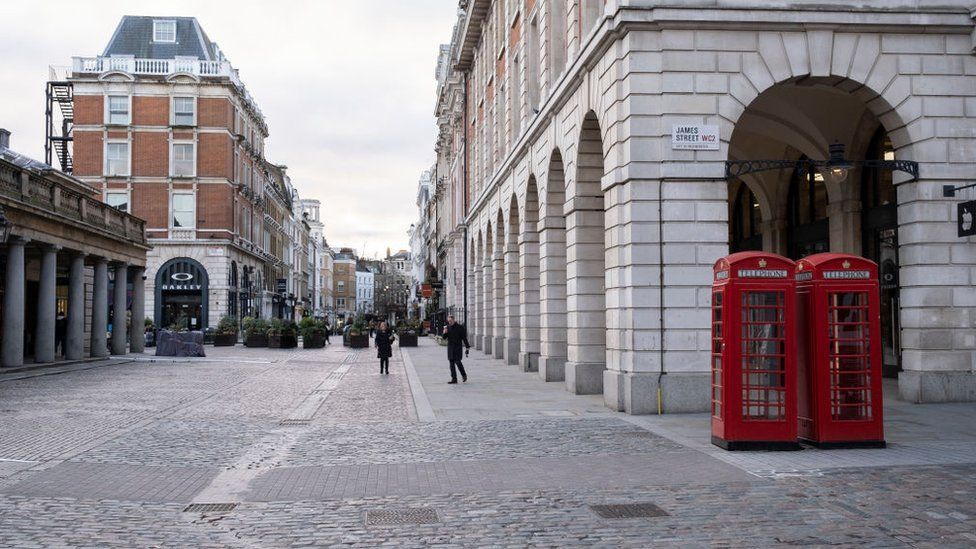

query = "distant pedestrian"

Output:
[[55, 312, 67, 358], [323, 321, 331, 345], [442, 314, 470, 384], [375, 321, 395, 375]]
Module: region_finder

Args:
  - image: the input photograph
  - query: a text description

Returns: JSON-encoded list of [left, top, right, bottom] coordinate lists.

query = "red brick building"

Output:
[[60, 16, 289, 330]]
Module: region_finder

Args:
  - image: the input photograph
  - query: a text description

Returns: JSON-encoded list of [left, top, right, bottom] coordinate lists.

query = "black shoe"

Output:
[[447, 380, 458, 384], [462, 376, 467, 383]]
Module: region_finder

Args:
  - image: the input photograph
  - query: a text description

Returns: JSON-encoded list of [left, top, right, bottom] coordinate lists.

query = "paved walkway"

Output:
[[0, 338, 974, 547]]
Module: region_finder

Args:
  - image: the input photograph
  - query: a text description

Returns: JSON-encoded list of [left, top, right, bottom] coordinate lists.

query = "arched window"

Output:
[[154, 257, 209, 331], [787, 157, 829, 259], [730, 183, 762, 252]]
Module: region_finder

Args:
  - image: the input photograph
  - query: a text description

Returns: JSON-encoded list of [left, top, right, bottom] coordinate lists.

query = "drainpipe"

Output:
[[462, 71, 469, 326], [656, 176, 727, 414]]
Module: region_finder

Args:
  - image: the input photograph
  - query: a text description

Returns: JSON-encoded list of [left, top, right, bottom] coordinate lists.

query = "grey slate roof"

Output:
[[102, 16, 218, 60], [0, 145, 53, 172]]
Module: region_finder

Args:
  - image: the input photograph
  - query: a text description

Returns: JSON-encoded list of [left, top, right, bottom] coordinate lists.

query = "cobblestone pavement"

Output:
[[1, 340, 975, 547]]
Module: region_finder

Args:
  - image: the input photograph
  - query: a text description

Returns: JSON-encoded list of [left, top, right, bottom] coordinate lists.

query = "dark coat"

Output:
[[375, 329, 395, 359], [443, 323, 470, 361]]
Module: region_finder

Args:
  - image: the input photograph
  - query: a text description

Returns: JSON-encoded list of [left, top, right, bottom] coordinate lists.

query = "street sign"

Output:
[[672, 124, 719, 150], [421, 284, 433, 298], [958, 200, 976, 237]]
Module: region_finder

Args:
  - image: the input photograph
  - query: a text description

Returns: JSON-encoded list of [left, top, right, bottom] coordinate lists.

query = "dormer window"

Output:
[[153, 20, 176, 43]]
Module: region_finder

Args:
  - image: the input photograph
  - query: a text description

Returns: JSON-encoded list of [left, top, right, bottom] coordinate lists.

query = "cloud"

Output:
[[0, 0, 456, 251]]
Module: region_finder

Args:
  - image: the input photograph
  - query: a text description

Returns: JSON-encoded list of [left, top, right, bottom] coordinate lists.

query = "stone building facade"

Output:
[[1, 130, 149, 367], [59, 16, 300, 330], [438, 0, 976, 414]]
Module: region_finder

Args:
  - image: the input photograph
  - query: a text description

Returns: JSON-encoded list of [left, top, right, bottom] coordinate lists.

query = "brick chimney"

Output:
[[0, 128, 9, 149]]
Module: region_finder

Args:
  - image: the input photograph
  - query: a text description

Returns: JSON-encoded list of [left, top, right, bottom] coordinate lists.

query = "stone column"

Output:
[[130, 266, 146, 353], [34, 244, 60, 364], [482, 254, 494, 354], [90, 257, 109, 358], [564, 196, 607, 395], [65, 253, 86, 360], [472, 259, 482, 350], [111, 262, 128, 355], [503, 241, 520, 365], [538, 217, 567, 382], [492, 250, 505, 359], [1, 236, 28, 368], [518, 225, 541, 372]]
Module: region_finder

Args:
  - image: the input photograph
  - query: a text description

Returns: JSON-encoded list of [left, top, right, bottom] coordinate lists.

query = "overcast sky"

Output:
[[0, 0, 457, 254]]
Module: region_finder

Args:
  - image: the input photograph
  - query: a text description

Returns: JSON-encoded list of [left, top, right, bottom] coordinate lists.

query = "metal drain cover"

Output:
[[590, 503, 668, 519], [183, 503, 239, 513], [279, 419, 310, 426], [366, 507, 440, 525]]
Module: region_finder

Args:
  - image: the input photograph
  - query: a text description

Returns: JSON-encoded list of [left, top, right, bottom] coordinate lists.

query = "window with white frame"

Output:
[[337, 298, 345, 308], [171, 192, 195, 228], [107, 95, 130, 125], [173, 97, 195, 125], [338, 280, 345, 292], [153, 20, 176, 43], [105, 142, 129, 176], [171, 142, 195, 177], [104, 191, 129, 212]]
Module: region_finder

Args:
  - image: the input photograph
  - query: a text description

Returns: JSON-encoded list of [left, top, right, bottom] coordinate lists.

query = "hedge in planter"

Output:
[[267, 319, 298, 349], [347, 321, 369, 348], [300, 317, 327, 349], [214, 315, 238, 346], [397, 319, 421, 347], [242, 317, 269, 347]]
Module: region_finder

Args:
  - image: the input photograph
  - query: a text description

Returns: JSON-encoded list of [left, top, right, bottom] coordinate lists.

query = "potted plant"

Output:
[[347, 320, 369, 349], [397, 319, 420, 347], [300, 317, 326, 349], [267, 319, 298, 349], [214, 315, 238, 346], [243, 317, 269, 347]]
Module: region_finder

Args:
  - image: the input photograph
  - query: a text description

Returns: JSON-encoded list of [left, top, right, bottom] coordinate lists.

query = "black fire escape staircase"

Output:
[[45, 80, 74, 174]]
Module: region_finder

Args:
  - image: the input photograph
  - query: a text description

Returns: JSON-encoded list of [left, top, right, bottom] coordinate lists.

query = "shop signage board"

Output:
[[958, 200, 976, 237], [276, 278, 287, 294], [672, 124, 719, 150]]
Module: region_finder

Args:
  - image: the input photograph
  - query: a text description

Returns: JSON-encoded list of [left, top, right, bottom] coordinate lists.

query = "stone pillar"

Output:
[[472, 260, 482, 350], [503, 241, 520, 365], [90, 257, 109, 358], [111, 262, 128, 355], [66, 253, 86, 360], [130, 266, 146, 353], [34, 245, 60, 364], [564, 196, 607, 395], [492, 250, 505, 359], [518, 224, 541, 372], [482, 254, 494, 354], [538, 217, 568, 382], [1, 236, 28, 368]]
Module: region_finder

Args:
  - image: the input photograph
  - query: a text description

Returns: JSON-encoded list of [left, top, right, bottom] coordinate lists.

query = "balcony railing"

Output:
[[71, 56, 263, 119], [0, 158, 147, 246]]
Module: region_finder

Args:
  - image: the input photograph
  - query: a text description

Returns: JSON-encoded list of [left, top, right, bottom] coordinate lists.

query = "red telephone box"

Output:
[[711, 252, 800, 451], [795, 253, 885, 448]]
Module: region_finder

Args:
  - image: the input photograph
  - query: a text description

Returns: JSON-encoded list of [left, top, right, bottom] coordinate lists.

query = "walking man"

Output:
[[442, 314, 470, 384]]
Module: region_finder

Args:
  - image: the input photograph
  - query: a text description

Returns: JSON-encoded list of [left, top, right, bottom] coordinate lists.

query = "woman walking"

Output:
[[375, 321, 395, 375]]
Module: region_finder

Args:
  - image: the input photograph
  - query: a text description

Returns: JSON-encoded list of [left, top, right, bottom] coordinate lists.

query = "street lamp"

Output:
[[725, 141, 918, 183], [0, 205, 11, 244]]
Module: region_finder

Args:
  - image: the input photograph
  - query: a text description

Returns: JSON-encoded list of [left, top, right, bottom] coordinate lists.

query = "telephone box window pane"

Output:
[[740, 290, 786, 421], [711, 290, 724, 419], [827, 291, 871, 421]]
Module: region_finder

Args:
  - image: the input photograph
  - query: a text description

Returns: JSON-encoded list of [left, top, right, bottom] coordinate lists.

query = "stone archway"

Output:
[[504, 196, 521, 365], [482, 220, 494, 354], [539, 150, 568, 382], [154, 257, 209, 331], [492, 210, 506, 359], [565, 111, 607, 395], [519, 177, 541, 372], [728, 76, 908, 379]]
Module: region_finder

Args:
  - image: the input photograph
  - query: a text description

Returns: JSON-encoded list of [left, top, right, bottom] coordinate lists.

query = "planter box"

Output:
[[303, 333, 326, 349], [268, 334, 297, 349], [348, 334, 369, 348], [214, 333, 237, 347], [244, 333, 268, 347], [397, 332, 418, 347]]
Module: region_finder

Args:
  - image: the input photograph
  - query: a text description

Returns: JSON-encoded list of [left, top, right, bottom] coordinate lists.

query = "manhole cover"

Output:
[[183, 503, 238, 513], [366, 507, 440, 525], [590, 503, 668, 519], [279, 419, 310, 426]]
